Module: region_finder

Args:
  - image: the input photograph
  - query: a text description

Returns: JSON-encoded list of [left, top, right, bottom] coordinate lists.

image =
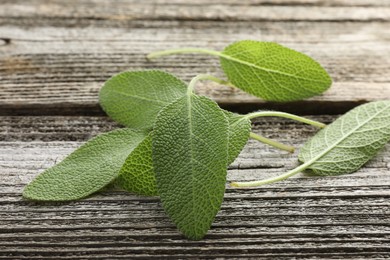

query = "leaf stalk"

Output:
[[147, 48, 222, 60], [187, 74, 235, 94], [250, 132, 294, 153], [230, 159, 311, 187], [246, 111, 326, 128]]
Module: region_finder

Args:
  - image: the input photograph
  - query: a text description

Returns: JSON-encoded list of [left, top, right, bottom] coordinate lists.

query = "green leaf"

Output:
[[298, 101, 390, 176], [147, 41, 332, 102], [99, 70, 187, 131], [220, 41, 332, 102], [224, 111, 251, 165], [23, 129, 146, 201], [116, 111, 249, 196], [152, 94, 229, 240], [116, 133, 158, 196]]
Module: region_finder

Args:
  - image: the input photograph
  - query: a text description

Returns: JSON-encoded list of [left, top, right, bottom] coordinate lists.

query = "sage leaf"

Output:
[[220, 41, 332, 101], [117, 133, 158, 196], [224, 111, 251, 165], [148, 41, 332, 102], [23, 129, 146, 201], [99, 70, 187, 131], [153, 94, 229, 240], [299, 101, 390, 176], [116, 112, 249, 196]]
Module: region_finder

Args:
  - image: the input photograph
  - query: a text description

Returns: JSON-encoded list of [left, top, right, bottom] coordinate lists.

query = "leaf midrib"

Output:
[[186, 93, 197, 238], [219, 52, 329, 84]]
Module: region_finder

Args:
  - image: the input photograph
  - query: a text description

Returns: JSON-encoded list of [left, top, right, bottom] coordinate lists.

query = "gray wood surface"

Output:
[[1, 116, 390, 259], [1, 1, 390, 115], [1, 0, 390, 259]]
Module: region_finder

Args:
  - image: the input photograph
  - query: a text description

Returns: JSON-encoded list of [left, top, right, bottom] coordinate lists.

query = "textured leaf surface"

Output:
[[116, 111, 249, 197], [23, 129, 146, 201], [99, 70, 187, 131], [153, 94, 229, 240], [298, 101, 390, 176], [117, 133, 158, 196], [220, 40, 332, 102], [224, 111, 251, 165]]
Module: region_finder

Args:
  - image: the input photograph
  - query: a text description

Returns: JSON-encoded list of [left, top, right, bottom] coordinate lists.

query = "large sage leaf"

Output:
[[220, 40, 332, 102], [298, 101, 390, 175], [116, 112, 250, 196], [152, 94, 229, 240], [99, 70, 187, 131], [23, 129, 146, 201]]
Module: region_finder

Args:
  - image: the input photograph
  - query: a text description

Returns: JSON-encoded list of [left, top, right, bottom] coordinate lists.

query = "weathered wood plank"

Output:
[[93, 0, 390, 6], [0, 114, 332, 142], [1, 22, 389, 115], [4, 0, 389, 7], [0, 116, 389, 258], [1, 116, 389, 182], [1, 1, 390, 24], [1, 0, 390, 257]]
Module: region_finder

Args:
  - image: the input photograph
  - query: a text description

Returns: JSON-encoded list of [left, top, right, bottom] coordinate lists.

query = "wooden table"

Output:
[[1, 1, 390, 259]]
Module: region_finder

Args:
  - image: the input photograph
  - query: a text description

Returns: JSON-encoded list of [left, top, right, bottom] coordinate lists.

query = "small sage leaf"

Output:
[[220, 40, 332, 101], [298, 101, 390, 176], [99, 70, 187, 131], [23, 129, 146, 201], [153, 94, 229, 240], [117, 133, 158, 196], [116, 111, 250, 196]]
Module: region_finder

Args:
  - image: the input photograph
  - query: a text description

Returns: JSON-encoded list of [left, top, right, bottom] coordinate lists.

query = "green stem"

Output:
[[230, 157, 314, 187], [147, 48, 222, 60], [250, 132, 294, 153], [231, 112, 327, 187], [231, 130, 334, 187], [187, 74, 235, 95], [246, 111, 326, 128]]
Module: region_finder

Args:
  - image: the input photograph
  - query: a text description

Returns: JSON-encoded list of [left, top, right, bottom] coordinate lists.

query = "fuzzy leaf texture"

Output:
[[23, 129, 146, 201], [99, 70, 187, 131], [117, 112, 250, 196], [117, 133, 158, 196], [298, 101, 390, 175], [220, 40, 332, 101], [224, 111, 251, 165], [152, 94, 229, 240]]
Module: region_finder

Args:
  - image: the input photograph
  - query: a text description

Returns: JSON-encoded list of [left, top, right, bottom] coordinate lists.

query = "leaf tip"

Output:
[[21, 184, 47, 201], [21, 186, 31, 200], [183, 232, 206, 241]]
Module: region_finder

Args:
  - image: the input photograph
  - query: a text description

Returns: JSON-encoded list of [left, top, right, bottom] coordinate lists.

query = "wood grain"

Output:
[[2, 0, 390, 23], [1, 21, 390, 115], [1, 0, 390, 258], [0, 1, 390, 115], [0, 115, 389, 258]]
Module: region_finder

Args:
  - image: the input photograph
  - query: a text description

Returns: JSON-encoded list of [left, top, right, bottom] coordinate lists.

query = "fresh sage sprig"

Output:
[[114, 73, 326, 199], [23, 40, 390, 241], [231, 100, 390, 187], [147, 40, 332, 102]]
